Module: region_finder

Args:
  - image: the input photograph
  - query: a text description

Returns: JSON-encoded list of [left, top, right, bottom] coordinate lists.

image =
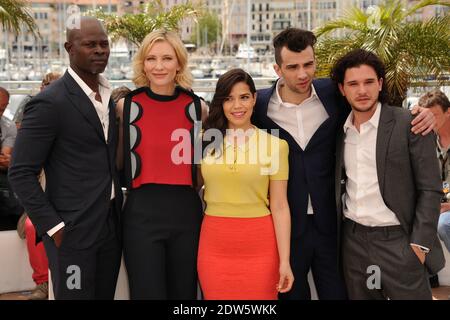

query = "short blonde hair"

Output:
[[132, 29, 193, 90]]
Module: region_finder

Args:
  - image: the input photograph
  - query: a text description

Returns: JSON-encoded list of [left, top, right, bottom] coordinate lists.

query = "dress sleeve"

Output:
[[269, 138, 289, 180]]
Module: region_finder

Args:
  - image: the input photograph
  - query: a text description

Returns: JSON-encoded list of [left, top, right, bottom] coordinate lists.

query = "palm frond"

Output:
[[315, 0, 450, 106], [0, 0, 39, 37], [314, 6, 368, 37], [89, 0, 199, 46], [404, 0, 450, 19]]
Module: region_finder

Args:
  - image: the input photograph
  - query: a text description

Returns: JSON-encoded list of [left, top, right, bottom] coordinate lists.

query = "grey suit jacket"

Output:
[[335, 104, 445, 275]]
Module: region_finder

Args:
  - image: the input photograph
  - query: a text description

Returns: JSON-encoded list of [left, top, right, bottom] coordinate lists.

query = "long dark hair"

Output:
[[203, 68, 256, 156]]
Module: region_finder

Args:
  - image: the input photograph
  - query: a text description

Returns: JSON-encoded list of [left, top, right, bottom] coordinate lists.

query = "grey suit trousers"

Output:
[[342, 219, 432, 300]]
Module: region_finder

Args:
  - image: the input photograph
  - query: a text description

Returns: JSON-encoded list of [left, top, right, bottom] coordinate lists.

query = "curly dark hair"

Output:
[[203, 68, 256, 156], [273, 28, 317, 66], [330, 49, 389, 104]]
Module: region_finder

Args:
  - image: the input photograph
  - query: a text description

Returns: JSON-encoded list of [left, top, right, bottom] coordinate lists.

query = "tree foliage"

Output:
[[190, 10, 221, 46], [90, 0, 200, 47], [0, 0, 39, 37], [314, 0, 450, 106]]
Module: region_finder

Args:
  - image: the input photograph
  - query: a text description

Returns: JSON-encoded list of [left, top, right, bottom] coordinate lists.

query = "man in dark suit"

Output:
[[332, 49, 445, 299], [252, 28, 436, 300], [8, 17, 122, 299]]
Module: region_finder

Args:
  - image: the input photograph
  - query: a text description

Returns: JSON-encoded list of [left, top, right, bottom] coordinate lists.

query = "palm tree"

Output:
[[91, 0, 200, 47], [0, 0, 38, 36], [314, 0, 450, 106]]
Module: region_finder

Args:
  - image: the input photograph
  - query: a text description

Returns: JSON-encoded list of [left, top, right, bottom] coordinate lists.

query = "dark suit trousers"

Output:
[[43, 203, 121, 300], [280, 215, 348, 300], [342, 219, 432, 300]]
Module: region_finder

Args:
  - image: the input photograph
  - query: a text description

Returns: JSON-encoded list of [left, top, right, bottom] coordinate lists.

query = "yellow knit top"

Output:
[[201, 128, 289, 218]]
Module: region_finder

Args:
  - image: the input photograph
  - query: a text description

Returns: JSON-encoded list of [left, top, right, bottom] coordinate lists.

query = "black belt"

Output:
[[344, 218, 403, 234]]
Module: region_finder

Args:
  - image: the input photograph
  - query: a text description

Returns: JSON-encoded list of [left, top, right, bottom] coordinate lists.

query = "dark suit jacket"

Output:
[[253, 78, 350, 238], [335, 104, 445, 274], [9, 71, 122, 249]]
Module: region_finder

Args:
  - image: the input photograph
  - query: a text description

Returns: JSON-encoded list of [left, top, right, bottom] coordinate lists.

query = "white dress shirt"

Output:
[[47, 68, 114, 237], [343, 102, 401, 227], [267, 79, 329, 214]]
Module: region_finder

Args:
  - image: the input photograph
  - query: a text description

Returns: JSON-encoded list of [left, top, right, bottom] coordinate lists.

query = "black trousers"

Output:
[[123, 184, 203, 300], [280, 215, 348, 300], [43, 202, 121, 300], [342, 218, 432, 300]]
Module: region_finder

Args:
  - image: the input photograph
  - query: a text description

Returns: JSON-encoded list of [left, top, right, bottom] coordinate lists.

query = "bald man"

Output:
[[9, 17, 122, 300]]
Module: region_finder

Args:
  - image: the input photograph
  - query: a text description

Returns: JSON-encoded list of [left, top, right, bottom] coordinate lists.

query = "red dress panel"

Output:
[[128, 89, 195, 189]]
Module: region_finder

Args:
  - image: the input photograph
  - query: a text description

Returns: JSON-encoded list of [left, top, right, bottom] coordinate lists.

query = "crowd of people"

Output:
[[0, 16, 448, 300]]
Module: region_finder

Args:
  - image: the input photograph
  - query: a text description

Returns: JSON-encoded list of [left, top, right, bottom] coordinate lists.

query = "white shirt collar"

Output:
[[344, 102, 382, 132], [271, 78, 319, 111], [67, 66, 111, 98]]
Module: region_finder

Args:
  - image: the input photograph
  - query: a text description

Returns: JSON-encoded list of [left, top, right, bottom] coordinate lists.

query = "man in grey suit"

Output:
[[332, 49, 445, 299]]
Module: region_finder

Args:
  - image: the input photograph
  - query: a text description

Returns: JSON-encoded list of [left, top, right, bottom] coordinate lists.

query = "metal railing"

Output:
[[0, 78, 279, 95]]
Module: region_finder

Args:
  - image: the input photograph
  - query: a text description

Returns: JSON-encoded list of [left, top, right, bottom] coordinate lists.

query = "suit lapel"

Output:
[[255, 81, 302, 153], [313, 79, 337, 119], [376, 104, 395, 194], [107, 99, 115, 145], [62, 72, 106, 141], [304, 79, 339, 151], [335, 126, 345, 210]]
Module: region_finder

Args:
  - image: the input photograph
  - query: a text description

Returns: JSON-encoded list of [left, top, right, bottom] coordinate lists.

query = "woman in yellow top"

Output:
[[198, 68, 294, 299]]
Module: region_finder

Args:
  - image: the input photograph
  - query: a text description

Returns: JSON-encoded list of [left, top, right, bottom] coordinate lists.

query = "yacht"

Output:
[[236, 44, 257, 59]]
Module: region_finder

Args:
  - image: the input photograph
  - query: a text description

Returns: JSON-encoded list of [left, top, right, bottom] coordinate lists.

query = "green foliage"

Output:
[[314, 0, 450, 106], [190, 10, 221, 46], [89, 0, 199, 47], [0, 0, 39, 37]]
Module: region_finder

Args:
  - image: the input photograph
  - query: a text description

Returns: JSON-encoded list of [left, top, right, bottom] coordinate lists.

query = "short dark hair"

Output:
[[418, 89, 450, 112], [330, 49, 388, 104], [273, 28, 317, 66]]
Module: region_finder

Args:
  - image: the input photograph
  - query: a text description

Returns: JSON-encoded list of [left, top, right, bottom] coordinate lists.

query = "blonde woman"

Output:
[[116, 30, 207, 299]]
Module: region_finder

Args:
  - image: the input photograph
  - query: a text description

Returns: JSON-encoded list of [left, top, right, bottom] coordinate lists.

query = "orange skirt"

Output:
[[197, 214, 279, 300]]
